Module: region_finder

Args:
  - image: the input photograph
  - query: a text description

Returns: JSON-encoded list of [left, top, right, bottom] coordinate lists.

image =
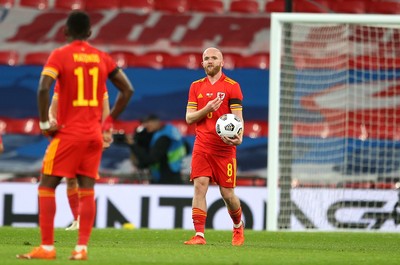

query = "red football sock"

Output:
[[38, 187, 56, 245], [67, 186, 79, 220], [192, 208, 207, 235], [228, 207, 242, 226], [77, 188, 95, 245]]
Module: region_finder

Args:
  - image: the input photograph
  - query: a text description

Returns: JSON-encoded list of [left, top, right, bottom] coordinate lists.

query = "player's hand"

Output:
[[206, 96, 223, 112], [102, 130, 113, 149], [41, 123, 60, 137], [221, 134, 242, 146]]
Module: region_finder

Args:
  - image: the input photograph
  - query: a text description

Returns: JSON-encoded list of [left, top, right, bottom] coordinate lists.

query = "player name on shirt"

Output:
[[73, 53, 100, 63]]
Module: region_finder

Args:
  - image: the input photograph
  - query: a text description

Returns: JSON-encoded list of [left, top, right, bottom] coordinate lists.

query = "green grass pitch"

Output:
[[1, 227, 400, 264]]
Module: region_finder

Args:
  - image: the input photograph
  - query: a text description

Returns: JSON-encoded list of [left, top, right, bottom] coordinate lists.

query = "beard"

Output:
[[204, 64, 221, 77]]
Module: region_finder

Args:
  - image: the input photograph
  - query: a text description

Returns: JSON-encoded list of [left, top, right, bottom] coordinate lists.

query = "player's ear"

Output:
[[87, 30, 92, 38]]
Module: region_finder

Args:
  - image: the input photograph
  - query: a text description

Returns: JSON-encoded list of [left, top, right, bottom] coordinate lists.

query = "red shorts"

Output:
[[42, 136, 103, 179], [190, 151, 237, 188]]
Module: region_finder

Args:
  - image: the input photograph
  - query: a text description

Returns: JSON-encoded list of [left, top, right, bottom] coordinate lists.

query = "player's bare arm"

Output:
[[101, 99, 112, 149], [48, 96, 58, 126], [108, 70, 134, 119], [38, 75, 59, 136], [186, 97, 223, 124]]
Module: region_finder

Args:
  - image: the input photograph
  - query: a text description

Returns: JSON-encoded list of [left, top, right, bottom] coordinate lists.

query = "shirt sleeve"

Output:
[[41, 50, 61, 79], [186, 83, 198, 110]]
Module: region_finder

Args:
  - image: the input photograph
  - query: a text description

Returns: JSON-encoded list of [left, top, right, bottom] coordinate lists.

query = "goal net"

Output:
[[268, 13, 400, 231]]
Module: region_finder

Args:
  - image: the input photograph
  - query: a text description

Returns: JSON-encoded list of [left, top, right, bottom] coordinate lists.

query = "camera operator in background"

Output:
[[129, 114, 188, 185]]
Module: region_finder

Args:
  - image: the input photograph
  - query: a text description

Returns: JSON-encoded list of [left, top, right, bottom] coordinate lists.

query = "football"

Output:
[[215, 113, 243, 138]]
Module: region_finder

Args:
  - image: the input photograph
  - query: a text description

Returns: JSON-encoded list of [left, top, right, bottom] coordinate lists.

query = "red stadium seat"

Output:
[[222, 53, 241, 70], [119, 0, 154, 12], [24, 52, 50, 65], [294, 0, 331, 13], [153, 0, 189, 13], [244, 121, 268, 138], [265, 0, 285, 13], [331, 0, 366, 14], [164, 53, 202, 69], [109, 51, 137, 68], [235, 53, 269, 69], [0, 118, 41, 134], [0, 0, 14, 8], [367, 0, 400, 14], [54, 0, 85, 10], [85, 0, 119, 11], [127, 52, 167, 69], [230, 0, 260, 13], [19, 0, 48, 9], [189, 0, 224, 13], [0, 50, 19, 66]]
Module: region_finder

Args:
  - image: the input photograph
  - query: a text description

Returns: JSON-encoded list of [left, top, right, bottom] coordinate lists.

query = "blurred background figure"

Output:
[[128, 114, 188, 185], [0, 135, 3, 154]]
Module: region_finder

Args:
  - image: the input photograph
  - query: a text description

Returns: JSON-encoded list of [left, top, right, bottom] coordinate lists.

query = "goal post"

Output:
[[268, 13, 400, 231]]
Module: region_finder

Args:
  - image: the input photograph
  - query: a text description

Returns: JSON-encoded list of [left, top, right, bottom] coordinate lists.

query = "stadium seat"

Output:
[[294, 0, 331, 13], [126, 52, 167, 69], [222, 53, 240, 70], [54, 0, 85, 10], [0, 50, 19, 66], [367, 0, 400, 14], [0, 0, 14, 8], [265, 0, 285, 13], [19, 0, 48, 9], [153, 0, 189, 13], [164, 53, 202, 69], [229, 0, 260, 14], [235, 53, 269, 69], [109, 51, 137, 68], [119, 0, 154, 12], [189, 0, 224, 13], [24, 52, 50, 65], [244, 121, 268, 138], [331, 0, 366, 14], [85, 0, 119, 10], [0, 118, 41, 134]]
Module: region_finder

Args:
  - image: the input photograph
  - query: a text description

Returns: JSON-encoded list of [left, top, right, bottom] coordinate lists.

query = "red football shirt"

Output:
[[187, 73, 243, 156], [42, 40, 117, 140]]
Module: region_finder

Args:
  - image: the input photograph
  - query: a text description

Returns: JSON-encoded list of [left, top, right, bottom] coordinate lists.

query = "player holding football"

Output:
[[184, 47, 245, 246], [17, 11, 133, 260]]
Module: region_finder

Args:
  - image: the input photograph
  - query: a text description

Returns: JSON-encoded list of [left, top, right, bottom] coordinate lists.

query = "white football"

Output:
[[215, 113, 243, 138]]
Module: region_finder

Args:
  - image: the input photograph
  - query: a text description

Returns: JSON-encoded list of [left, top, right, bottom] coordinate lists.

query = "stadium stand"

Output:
[[125, 52, 167, 69], [164, 52, 203, 69], [19, 0, 49, 9], [331, 0, 367, 14], [109, 51, 137, 68], [229, 0, 260, 13], [24, 51, 50, 65], [0, 50, 19, 66], [153, 0, 189, 13], [54, 0, 85, 10], [85, 0, 119, 11], [189, 0, 225, 13], [0, 0, 14, 8], [235, 53, 269, 69], [119, 0, 154, 12], [367, 0, 400, 14]]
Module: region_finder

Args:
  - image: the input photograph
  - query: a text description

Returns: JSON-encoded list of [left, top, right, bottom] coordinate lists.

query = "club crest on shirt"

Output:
[[217, 92, 225, 100]]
